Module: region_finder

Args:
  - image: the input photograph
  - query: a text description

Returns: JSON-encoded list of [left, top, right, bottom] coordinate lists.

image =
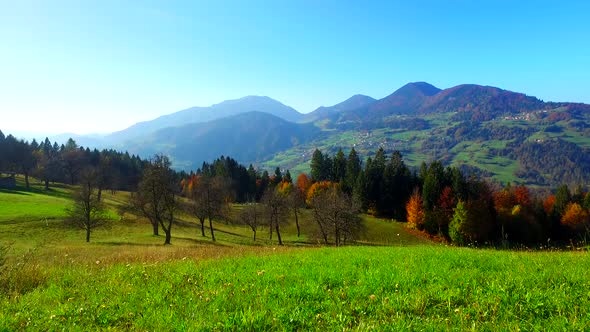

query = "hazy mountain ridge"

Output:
[[106, 95, 304, 142], [122, 111, 321, 170]]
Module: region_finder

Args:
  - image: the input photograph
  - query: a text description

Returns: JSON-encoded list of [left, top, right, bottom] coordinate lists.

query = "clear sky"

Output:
[[1, 0, 589, 135]]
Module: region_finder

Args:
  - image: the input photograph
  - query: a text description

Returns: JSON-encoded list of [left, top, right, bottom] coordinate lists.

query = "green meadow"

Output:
[[1, 178, 589, 331]]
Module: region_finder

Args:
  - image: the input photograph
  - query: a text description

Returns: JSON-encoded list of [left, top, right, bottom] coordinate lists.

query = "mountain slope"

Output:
[[325, 82, 442, 125], [260, 83, 590, 187], [303, 94, 376, 122], [123, 111, 320, 170], [107, 96, 303, 142]]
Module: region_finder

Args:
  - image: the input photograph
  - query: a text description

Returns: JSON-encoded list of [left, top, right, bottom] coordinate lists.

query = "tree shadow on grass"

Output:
[[0, 188, 32, 196], [97, 241, 165, 247]]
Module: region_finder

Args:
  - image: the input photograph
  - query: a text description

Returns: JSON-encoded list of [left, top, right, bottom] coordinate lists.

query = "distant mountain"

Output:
[[322, 82, 442, 125], [122, 111, 321, 170], [106, 96, 304, 142], [369, 81, 441, 116], [418, 84, 547, 120], [303, 94, 376, 122]]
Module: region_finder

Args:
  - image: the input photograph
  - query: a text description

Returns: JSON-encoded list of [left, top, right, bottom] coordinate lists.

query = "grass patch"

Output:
[[1, 246, 589, 330]]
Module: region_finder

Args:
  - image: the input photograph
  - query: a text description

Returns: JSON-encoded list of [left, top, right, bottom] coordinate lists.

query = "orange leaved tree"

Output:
[[406, 189, 425, 229]]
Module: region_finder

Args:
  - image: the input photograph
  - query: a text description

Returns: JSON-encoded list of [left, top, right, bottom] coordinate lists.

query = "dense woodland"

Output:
[[1, 129, 589, 247]]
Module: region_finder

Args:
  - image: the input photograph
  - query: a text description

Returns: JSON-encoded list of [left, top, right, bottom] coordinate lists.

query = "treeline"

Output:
[[174, 147, 590, 247], [0, 131, 150, 192], [310, 147, 590, 245]]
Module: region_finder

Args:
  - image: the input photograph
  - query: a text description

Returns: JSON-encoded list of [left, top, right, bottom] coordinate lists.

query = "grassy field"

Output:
[[1, 178, 590, 330]]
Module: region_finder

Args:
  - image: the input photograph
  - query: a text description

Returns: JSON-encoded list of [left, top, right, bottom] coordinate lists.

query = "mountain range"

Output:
[[43, 82, 590, 187]]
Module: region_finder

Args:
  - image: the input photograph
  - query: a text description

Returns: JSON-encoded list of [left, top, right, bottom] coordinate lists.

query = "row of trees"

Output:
[[77, 146, 590, 246], [0, 132, 149, 192]]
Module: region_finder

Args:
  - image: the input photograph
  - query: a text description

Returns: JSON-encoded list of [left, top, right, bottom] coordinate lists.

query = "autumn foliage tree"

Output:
[[406, 189, 425, 230], [296, 173, 311, 199], [306, 181, 336, 205], [561, 203, 589, 232]]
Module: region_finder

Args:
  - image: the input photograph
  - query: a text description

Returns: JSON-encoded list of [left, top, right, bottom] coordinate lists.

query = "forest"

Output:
[[1, 129, 588, 248]]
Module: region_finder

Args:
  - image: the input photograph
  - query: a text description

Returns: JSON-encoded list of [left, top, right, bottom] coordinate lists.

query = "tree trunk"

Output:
[[200, 218, 206, 237], [209, 217, 216, 241], [97, 188, 102, 202], [164, 230, 171, 245], [275, 223, 283, 246], [24, 172, 30, 190], [253, 229, 256, 241], [335, 224, 340, 247], [269, 218, 273, 240], [86, 227, 91, 243], [44, 178, 49, 190], [161, 220, 172, 245], [152, 222, 159, 236], [294, 209, 300, 237]]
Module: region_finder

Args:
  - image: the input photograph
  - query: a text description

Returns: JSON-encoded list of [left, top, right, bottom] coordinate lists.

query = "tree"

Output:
[[583, 192, 590, 211], [449, 200, 468, 245], [61, 148, 85, 185], [448, 199, 494, 245], [66, 168, 109, 242], [239, 201, 261, 241], [132, 155, 177, 245], [422, 161, 445, 211], [279, 181, 304, 237], [306, 181, 335, 206], [554, 185, 571, 217], [332, 149, 346, 183], [309, 186, 363, 246], [436, 186, 456, 235], [273, 167, 283, 186], [261, 187, 289, 245], [561, 203, 589, 232], [190, 176, 231, 241], [344, 148, 361, 194], [406, 189, 425, 229], [184, 176, 208, 237], [310, 149, 325, 182], [14, 140, 36, 189], [296, 173, 311, 199]]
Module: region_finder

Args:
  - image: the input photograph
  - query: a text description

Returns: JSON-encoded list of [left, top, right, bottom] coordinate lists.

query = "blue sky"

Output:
[[1, 0, 589, 135]]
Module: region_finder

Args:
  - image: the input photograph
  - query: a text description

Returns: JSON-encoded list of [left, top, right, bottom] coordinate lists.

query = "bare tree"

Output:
[[132, 155, 177, 245], [310, 186, 363, 246], [239, 201, 261, 241], [288, 187, 305, 237], [261, 187, 289, 245], [66, 168, 109, 242], [190, 176, 231, 241]]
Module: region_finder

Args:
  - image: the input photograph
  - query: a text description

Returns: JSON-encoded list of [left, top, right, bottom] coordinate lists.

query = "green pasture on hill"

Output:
[[1, 178, 589, 330]]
